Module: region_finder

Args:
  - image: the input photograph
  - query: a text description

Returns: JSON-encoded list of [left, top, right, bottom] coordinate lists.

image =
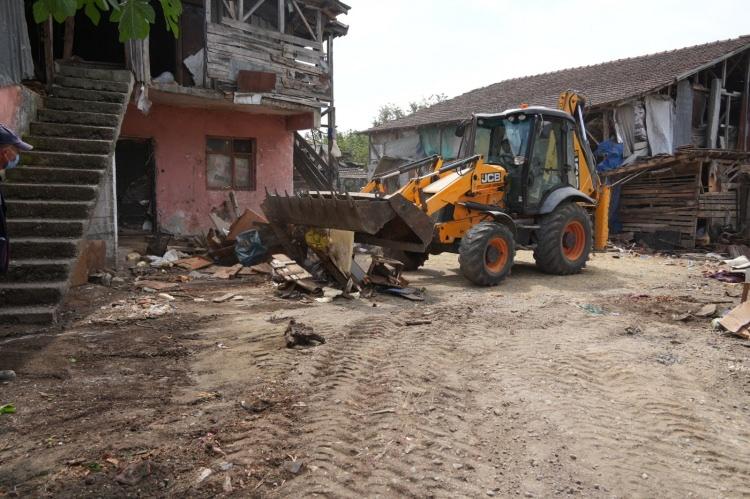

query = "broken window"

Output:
[[206, 137, 256, 190]]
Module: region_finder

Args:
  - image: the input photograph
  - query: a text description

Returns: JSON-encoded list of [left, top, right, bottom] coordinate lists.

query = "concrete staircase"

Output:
[[0, 63, 133, 324]]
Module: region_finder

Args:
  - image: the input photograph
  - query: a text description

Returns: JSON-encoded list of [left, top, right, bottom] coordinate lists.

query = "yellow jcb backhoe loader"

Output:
[[263, 91, 611, 286]]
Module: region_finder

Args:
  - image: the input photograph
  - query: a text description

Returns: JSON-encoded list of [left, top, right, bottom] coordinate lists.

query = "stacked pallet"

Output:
[[698, 191, 738, 227], [618, 163, 701, 248]]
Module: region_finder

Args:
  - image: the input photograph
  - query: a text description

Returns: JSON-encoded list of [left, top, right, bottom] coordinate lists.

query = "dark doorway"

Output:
[[116, 139, 156, 234]]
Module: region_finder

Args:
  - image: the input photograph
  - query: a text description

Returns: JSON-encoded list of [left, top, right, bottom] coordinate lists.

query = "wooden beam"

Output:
[[43, 16, 54, 91], [315, 8, 322, 42], [221, 0, 234, 19], [63, 16, 75, 59], [243, 0, 267, 21], [278, 0, 285, 33], [725, 94, 732, 149], [238, 0, 244, 21], [707, 78, 722, 148], [290, 0, 316, 40]]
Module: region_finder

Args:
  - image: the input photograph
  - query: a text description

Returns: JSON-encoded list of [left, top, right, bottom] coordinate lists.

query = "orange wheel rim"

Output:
[[562, 221, 586, 261], [485, 238, 509, 273]]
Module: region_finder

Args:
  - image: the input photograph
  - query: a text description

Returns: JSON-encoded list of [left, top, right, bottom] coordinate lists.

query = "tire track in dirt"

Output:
[[462, 299, 750, 498], [275, 308, 502, 498]]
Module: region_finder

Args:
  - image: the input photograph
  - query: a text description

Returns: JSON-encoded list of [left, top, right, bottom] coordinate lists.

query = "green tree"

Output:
[[371, 94, 449, 127], [372, 103, 406, 128], [337, 129, 368, 165], [407, 93, 448, 114], [32, 0, 182, 41]]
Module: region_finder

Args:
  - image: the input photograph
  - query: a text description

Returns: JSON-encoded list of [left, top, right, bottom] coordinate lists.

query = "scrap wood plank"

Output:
[[213, 264, 244, 279], [175, 256, 213, 271], [719, 301, 750, 333]]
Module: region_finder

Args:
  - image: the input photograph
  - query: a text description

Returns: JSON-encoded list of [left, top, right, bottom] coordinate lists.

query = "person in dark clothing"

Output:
[[0, 124, 33, 273]]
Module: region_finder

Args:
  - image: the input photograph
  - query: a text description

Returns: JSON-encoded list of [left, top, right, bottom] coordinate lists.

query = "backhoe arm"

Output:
[[558, 91, 610, 250]]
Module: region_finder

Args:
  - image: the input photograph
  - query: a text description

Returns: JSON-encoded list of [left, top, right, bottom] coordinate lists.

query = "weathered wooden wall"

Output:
[[618, 163, 702, 248], [206, 19, 330, 106]]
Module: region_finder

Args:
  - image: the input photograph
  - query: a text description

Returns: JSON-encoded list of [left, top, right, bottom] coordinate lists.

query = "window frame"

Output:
[[205, 136, 257, 191]]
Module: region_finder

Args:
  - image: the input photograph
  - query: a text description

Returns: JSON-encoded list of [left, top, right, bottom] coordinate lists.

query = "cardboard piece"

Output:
[[719, 301, 750, 333], [226, 208, 268, 241]]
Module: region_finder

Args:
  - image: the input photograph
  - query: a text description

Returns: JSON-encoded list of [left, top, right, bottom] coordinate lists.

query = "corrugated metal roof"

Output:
[[368, 35, 750, 134]]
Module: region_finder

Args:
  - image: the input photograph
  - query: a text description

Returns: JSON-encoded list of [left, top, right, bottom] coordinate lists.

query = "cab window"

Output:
[[527, 119, 565, 206]]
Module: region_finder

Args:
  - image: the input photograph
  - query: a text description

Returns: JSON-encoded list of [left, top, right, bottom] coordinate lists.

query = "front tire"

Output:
[[533, 203, 592, 275], [459, 222, 515, 286]]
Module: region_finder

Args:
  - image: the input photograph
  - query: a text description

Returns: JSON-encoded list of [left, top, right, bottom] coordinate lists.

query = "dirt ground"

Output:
[[1, 250, 750, 498]]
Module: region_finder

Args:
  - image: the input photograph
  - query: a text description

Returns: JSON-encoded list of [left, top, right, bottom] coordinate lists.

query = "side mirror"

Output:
[[455, 124, 466, 137]]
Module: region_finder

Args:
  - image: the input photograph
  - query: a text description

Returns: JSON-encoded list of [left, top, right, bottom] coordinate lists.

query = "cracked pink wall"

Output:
[[121, 102, 293, 235], [0, 86, 22, 128]]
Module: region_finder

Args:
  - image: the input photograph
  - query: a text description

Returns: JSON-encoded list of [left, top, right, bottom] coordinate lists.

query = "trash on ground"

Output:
[[213, 293, 236, 303], [579, 303, 608, 316], [718, 301, 750, 339], [382, 287, 425, 301], [175, 256, 213, 271], [284, 319, 325, 348], [115, 460, 152, 486], [0, 404, 16, 414], [694, 303, 717, 318], [213, 264, 244, 279]]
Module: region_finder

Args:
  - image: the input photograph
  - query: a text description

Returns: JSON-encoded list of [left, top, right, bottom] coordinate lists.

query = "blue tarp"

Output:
[[595, 140, 624, 172], [594, 140, 624, 233]]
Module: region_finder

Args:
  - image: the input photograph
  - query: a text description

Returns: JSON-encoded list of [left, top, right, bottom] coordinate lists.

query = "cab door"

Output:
[[523, 118, 573, 213]]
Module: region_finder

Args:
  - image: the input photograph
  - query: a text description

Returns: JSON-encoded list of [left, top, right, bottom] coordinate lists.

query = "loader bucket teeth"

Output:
[[261, 191, 435, 252]]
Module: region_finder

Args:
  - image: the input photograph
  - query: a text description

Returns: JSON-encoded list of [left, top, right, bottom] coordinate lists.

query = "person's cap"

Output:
[[0, 124, 33, 151]]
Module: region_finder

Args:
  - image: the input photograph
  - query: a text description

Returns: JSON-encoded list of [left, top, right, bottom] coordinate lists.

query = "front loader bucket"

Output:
[[262, 191, 435, 252]]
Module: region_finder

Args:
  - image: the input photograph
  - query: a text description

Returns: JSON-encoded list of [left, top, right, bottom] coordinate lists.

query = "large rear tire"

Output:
[[459, 222, 515, 286], [383, 248, 428, 271], [533, 203, 592, 275]]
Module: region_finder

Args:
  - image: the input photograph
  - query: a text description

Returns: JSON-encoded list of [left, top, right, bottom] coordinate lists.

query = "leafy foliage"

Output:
[[372, 94, 448, 127], [159, 0, 182, 37], [32, 0, 181, 41], [337, 130, 368, 165], [33, 0, 77, 23], [110, 0, 155, 41]]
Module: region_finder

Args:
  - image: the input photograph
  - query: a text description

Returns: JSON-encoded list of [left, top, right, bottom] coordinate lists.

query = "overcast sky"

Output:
[[332, 0, 749, 132]]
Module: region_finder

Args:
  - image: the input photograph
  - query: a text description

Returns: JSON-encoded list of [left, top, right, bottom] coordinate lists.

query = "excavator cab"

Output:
[[469, 108, 582, 216]]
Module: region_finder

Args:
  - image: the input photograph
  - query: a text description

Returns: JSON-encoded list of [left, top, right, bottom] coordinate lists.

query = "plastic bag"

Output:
[[235, 230, 267, 266]]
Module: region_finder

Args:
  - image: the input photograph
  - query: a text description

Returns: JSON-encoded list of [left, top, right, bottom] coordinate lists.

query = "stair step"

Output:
[[54, 75, 131, 94], [30, 122, 115, 141], [11, 238, 79, 259], [2, 183, 98, 202], [0, 282, 66, 306], [45, 97, 123, 115], [0, 305, 58, 325], [1, 259, 73, 283], [21, 151, 109, 169], [24, 135, 112, 155], [6, 200, 91, 220], [52, 85, 129, 104], [6, 219, 86, 238], [4, 166, 103, 185], [56, 64, 132, 83], [37, 108, 120, 128]]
